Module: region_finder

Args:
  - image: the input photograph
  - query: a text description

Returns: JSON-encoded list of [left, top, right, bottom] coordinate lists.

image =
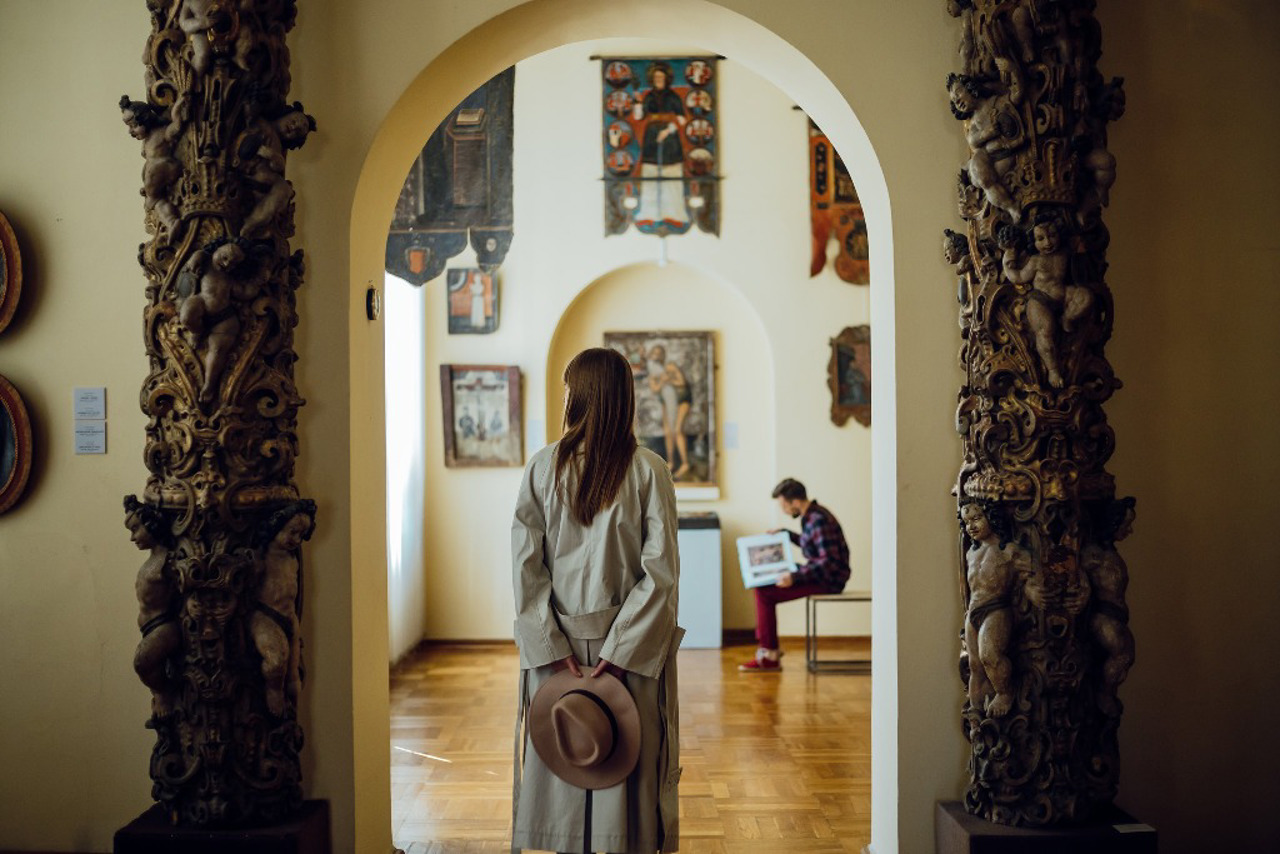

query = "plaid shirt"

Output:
[[786, 500, 850, 592]]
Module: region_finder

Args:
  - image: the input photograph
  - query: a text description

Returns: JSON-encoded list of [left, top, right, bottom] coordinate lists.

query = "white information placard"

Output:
[[73, 386, 107, 420], [74, 420, 107, 454]]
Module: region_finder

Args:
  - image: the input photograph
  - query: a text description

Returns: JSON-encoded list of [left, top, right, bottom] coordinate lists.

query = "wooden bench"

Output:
[[805, 590, 872, 673]]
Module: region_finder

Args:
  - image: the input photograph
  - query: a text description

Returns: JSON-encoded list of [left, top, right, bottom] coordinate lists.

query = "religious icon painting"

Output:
[[446, 268, 498, 334], [829, 325, 871, 427], [600, 58, 720, 238], [439, 365, 523, 468], [386, 67, 515, 286], [809, 119, 869, 285], [603, 330, 716, 490]]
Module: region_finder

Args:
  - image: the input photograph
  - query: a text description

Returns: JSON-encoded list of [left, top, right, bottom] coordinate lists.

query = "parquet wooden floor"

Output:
[[390, 639, 871, 854]]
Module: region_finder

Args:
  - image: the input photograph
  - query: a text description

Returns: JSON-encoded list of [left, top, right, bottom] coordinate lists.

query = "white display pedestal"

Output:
[[677, 512, 722, 648]]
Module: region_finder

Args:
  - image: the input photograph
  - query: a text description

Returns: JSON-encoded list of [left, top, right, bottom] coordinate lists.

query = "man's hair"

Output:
[[771, 478, 807, 501]]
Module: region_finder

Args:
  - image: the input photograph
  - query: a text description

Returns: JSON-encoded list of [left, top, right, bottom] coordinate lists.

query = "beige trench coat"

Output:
[[511, 442, 683, 854]]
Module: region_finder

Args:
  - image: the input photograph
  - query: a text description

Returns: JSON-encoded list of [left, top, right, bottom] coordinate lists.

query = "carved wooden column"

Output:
[[121, 0, 315, 826], [944, 0, 1134, 826]]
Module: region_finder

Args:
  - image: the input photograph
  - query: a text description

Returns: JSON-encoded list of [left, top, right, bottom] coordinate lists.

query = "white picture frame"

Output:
[[736, 532, 797, 589]]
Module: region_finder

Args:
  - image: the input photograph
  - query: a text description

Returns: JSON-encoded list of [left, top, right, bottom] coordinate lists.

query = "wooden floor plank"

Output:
[[391, 640, 871, 853]]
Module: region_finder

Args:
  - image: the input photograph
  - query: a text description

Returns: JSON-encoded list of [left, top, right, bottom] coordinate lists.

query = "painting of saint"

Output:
[[446, 269, 498, 334], [601, 58, 719, 237], [440, 365, 522, 467], [604, 331, 716, 488]]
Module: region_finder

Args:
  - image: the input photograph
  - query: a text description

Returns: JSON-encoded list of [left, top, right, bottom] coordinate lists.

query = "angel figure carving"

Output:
[[251, 501, 316, 717], [961, 502, 1029, 718]]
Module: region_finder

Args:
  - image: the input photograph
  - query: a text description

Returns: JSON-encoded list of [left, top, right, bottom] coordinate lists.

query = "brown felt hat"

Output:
[[528, 669, 641, 790]]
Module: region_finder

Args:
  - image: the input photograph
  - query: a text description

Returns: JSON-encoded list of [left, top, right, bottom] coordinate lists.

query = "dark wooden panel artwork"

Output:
[[386, 68, 515, 286]]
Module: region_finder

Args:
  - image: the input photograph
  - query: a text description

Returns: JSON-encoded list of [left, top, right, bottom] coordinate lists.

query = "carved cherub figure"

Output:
[[124, 495, 180, 718], [179, 238, 270, 405], [236, 98, 316, 237], [943, 228, 974, 306], [1001, 217, 1093, 388], [947, 72, 1026, 223], [119, 96, 183, 238], [961, 502, 1029, 718], [1082, 498, 1136, 713], [251, 501, 316, 717]]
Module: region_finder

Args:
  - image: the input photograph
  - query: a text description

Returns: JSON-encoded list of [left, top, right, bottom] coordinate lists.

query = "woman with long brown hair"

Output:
[[511, 347, 683, 854]]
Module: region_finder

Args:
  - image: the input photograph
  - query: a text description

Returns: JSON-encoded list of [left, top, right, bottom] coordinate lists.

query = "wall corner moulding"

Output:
[[119, 0, 319, 829], [944, 0, 1136, 828]]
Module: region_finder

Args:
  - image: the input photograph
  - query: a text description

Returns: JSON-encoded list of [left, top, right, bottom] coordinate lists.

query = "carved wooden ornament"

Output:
[[122, 0, 315, 826], [945, 0, 1135, 827]]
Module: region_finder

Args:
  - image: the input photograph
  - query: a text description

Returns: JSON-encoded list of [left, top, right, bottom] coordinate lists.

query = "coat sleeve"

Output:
[[511, 454, 573, 670], [599, 458, 680, 679]]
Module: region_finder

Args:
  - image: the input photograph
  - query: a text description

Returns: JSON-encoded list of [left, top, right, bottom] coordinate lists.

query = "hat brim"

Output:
[[528, 669, 641, 790]]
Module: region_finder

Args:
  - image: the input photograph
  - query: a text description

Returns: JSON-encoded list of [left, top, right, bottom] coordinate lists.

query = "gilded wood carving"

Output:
[[944, 0, 1135, 826], [122, 0, 315, 826]]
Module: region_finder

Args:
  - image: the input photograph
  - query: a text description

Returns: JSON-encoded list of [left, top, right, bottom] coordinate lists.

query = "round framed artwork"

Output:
[[0, 210, 22, 334], [0, 372, 33, 514]]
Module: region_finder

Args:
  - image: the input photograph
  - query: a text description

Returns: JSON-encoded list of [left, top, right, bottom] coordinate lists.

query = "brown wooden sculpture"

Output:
[[944, 0, 1135, 826], [122, 0, 315, 826]]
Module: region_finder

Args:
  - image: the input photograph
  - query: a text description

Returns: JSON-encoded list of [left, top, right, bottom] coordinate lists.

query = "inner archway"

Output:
[[349, 3, 899, 852]]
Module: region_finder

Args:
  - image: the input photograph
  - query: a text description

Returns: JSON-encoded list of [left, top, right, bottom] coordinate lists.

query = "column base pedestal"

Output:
[[936, 800, 1156, 854], [114, 800, 331, 854]]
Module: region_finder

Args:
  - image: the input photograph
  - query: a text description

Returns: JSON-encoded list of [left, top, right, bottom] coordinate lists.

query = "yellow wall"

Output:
[[0, 1, 1276, 853], [1100, 2, 1280, 850]]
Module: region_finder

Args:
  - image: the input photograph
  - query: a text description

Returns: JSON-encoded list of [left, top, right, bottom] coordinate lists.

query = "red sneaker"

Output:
[[738, 655, 781, 672]]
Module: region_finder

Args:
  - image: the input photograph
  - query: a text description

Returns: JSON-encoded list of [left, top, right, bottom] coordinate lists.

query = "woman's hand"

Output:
[[775, 571, 794, 589], [591, 658, 626, 679], [555, 655, 583, 677]]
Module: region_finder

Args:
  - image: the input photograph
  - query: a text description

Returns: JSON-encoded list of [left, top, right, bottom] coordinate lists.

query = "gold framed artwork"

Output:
[[0, 372, 33, 514], [829, 325, 871, 427], [0, 210, 23, 334], [439, 364, 523, 467]]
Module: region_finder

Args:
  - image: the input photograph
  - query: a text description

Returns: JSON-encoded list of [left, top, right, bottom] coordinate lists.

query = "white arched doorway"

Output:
[[348, 2, 899, 851]]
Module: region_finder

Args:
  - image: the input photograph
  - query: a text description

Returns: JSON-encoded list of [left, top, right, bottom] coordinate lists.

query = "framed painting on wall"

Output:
[[439, 364, 523, 467], [446, 269, 498, 334], [829, 325, 871, 427], [0, 210, 23, 334], [0, 372, 33, 514], [604, 330, 716, 490]]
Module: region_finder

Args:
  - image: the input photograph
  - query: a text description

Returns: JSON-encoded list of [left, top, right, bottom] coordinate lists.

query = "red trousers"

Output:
[[753, 581, 830, 649]]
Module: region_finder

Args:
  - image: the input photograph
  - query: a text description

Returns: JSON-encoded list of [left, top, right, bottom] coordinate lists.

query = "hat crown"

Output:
[[551, 691, 616, 768]]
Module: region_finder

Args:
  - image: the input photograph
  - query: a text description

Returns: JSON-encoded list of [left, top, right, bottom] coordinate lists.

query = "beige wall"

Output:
[[388, 44, 872, 651], [0, 1, 1275, 853], [1099, 2, 1280, 850]]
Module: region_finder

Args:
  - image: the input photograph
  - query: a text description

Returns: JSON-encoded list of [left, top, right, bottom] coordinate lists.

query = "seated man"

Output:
[[741, 478, 851, 671]]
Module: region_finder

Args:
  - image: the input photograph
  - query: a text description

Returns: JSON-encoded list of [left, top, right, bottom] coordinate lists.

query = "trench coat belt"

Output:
[[553, 603, 623, 640]]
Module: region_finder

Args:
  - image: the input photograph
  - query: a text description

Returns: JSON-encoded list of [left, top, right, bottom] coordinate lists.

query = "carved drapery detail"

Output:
[[122, 0, 315, 826], [944, 0, 1134, 826]]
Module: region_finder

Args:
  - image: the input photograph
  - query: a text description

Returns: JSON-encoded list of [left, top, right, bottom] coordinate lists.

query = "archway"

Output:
[[348, 3, 898, 852]]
